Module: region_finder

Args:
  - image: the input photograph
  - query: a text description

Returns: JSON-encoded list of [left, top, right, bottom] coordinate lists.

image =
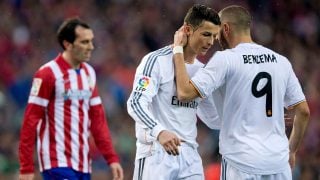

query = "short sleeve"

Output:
[[191, 51, 228, 98], [284, 64, 306, 108]]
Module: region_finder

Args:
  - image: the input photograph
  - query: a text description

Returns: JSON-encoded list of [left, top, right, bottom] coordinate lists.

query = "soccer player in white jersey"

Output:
[[127, 4, 221, 180], [18, 18, 123, 180], [173, 5, 310, 180]]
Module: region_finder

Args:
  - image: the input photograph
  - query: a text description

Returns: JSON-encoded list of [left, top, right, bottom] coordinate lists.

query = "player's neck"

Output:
[[183, 47, 196, 64], [62, 52, 81, 69], [230, 35, 253, 48]]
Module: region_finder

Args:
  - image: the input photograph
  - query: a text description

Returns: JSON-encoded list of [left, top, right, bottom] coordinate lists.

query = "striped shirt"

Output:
[[19, 54, 119, 173]]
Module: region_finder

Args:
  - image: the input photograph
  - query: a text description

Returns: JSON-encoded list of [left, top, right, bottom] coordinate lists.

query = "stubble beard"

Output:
[[219, 30, 230, 50]]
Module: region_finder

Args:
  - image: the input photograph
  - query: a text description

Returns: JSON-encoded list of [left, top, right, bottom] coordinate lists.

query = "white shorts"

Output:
[[221, 158, 292, 180], [133, 143, 204, 180]]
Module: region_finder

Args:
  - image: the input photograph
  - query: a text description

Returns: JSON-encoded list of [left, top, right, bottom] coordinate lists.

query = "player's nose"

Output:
[[88, 42, 94, 50], [208, 36, 214, 46]]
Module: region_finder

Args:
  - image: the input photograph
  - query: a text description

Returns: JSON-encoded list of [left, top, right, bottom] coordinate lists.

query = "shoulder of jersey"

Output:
[[33, 60, 56, 81], [145, 45, 170, 55], [194, 59, 204, 66], [82, 62, 95, 72], [38, 60, 55, 74], [260, 45, 290, 64], [143, 45, 173, 62]]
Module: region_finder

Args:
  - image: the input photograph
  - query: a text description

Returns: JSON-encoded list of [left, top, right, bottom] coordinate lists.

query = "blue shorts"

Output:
[[42, 167, 91, 180]]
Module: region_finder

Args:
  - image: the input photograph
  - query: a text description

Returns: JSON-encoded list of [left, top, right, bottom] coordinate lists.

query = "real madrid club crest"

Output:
[[135, 76, 150, 91]]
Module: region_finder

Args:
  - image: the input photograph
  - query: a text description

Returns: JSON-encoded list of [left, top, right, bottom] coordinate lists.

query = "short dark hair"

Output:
[[184, 4, 221, 28], [219, 5, 252, 32], [57, 18, 91, 50]]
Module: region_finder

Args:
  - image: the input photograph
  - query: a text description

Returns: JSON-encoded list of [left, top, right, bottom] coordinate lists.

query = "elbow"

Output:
[[301, 102, 310, 117], [296, 101, 310, 122], [176, 91, 193, 101], [175, 80, 199, 101], [300, 106, 310, 120]]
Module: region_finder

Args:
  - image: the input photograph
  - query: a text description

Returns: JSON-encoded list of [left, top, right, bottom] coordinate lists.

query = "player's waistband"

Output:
[[180, 140, 196, 149]]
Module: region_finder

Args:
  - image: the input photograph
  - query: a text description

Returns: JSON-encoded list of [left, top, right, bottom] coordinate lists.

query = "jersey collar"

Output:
[[55, 53, 84, 71]]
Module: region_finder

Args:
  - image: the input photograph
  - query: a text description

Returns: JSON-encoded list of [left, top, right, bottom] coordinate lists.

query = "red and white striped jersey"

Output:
[[19, 54, 119, 174]]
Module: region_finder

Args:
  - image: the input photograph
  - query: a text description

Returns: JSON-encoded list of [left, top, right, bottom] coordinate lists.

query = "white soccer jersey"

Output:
[[127, 46, 220, 159], [191, 43, 306, 174]]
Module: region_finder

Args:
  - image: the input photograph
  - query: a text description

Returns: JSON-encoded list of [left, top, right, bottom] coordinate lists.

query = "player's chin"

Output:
[[80, 57, 90, 62], [199, 50, 208, 56], [83, 54, 92, 61]]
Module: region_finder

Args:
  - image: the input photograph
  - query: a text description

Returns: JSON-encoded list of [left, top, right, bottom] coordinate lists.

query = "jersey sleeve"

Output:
[[284, 63, 306, 108], [197, 94, 221, 129], [89, 101, 120, 164], [19, 67, 55, 174], [191, 52, 228, 98], [87, 67, 120, 164], [127, 54, 165, 139]]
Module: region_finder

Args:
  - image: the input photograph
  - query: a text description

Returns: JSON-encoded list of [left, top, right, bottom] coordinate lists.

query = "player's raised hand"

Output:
[[158, 130, 181, 156], [110, 162, 124, 180], [174, 24, 188, 47]]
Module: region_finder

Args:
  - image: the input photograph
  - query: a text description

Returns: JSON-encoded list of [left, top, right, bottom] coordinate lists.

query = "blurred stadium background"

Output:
[[0, 0, 319, 179]]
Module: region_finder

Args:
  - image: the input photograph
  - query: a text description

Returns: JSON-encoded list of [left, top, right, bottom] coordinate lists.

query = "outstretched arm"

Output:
[[173, 26, 201, 101]]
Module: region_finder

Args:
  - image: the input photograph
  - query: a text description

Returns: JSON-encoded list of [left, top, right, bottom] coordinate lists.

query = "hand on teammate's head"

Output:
[[174, 24, 188, 47]]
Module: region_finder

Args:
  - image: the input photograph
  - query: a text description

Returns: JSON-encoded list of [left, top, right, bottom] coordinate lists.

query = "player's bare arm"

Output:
[[173, 26, 200, 101], [288, 101, 310, 168]]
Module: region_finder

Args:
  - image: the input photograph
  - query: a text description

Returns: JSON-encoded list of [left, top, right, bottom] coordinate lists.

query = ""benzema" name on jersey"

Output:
[[243, 54, 277, 64]]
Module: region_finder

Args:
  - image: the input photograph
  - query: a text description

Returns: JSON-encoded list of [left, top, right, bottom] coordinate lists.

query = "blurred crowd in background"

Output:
[[0, 0, 319, 179]]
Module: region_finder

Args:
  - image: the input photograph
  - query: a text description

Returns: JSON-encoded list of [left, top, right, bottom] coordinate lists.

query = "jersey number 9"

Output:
[[251, 72, 272, 117]]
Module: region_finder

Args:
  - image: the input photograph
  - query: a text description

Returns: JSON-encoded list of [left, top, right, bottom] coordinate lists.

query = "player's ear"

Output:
[[63, 40, 71, 50], [183, 24, 192, 36], [223, 23, 230, 37]]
